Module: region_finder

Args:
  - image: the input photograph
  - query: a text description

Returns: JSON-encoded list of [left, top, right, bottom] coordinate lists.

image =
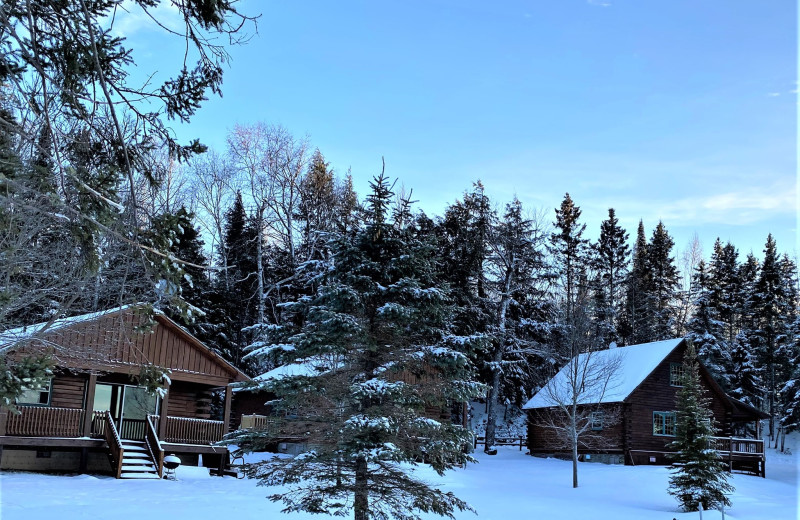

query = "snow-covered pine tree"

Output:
[[484, 197, 549, 452], [708, 240, 741, 347], [231, 172, 485, 520], [749, 234, 794, 438], [686, 261, 731, 390], [590, 208, 630, 346], [668, 342, 734, 512]]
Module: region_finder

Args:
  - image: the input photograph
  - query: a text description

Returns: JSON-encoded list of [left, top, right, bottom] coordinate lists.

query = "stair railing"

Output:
[[102, 411, 124, 479], [145, 414, 164, 478]]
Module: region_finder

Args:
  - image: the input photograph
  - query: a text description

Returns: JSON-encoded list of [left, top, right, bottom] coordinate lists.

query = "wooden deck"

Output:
[[1, 406, 230, 478], [709, 436, 766, 477]]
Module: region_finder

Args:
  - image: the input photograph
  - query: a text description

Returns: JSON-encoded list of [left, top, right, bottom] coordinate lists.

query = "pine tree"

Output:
[[231, 173, 485, 520], [436, 181, 494, 335], [648, 221, 680, 340], [668, 342, 734, 512], [686, 261, 730, 389], [484, 197, 549, 451], [621, 220, 652, 344], [550, 193, 589, 324], [590, 208, 630, 345], [749, 234, 791, 438], [708, 240, 741, 347]]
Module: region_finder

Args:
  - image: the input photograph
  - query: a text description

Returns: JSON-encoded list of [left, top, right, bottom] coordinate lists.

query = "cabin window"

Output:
[[590, 411, 604, 431], [16, 378, 52, 406], [653, 411, 676, 436], [669, 363, 684, 387]]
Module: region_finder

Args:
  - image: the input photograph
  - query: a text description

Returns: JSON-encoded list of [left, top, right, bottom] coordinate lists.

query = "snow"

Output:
[[524, 338, 684, 409], [1, 439, 796, 520]]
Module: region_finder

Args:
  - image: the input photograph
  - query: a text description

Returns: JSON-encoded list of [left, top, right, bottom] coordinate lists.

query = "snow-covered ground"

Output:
[[1, 439, 796, 520]]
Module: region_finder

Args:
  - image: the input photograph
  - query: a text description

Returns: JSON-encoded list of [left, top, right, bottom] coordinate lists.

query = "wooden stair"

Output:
[[118, 440, 160, 479]]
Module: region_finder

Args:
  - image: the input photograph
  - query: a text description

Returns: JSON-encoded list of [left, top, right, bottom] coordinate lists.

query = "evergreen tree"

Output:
[[708, 240, 741, 347], [749, 234, 791, 437], [231, 173, 484, 520], [436, 181, 494, 336], [648, 221, 680, 340], [668, 342, 734, 512], [484, 197, 549, 451], [621, 220, 652, 345], [686, 261, 730, 389], [550, 193, 589, 324], [590, 208, 630, 345]]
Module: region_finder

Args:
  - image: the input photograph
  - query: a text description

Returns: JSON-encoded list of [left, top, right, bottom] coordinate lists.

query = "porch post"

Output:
[[223, 385, 233, 433], [158, 385, 170, 439], [82, 373, 97, 437], [0, 405, 8, 436]]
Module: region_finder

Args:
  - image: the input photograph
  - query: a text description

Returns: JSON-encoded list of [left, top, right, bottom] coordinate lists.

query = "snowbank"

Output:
[[1, 444, 795, 520]]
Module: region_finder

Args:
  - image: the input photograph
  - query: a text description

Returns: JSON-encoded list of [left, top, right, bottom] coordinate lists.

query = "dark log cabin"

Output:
[[232, 360, 468, 454], [0, 306, 250, 478], [524, 338, 768, 477]]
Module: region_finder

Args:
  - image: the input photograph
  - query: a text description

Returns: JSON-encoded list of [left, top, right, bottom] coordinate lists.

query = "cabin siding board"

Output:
[[50, 376, 87, 409]]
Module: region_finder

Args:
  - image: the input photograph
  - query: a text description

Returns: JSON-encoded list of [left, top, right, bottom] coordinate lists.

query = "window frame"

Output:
[[590, 411, 604, 431], [653, 411, 677, 437], [669, 362, 685, 387], [16, 378, 53, 407]]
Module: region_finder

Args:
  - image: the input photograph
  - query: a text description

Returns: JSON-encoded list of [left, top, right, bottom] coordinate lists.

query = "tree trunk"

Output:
[[572, 437, 579, 489], [256, 207, 266, 324], [485, 271, 513, 452], [571, 402, 579, 488], [484, 345, 503, 452], [354, 455, 368, 520]]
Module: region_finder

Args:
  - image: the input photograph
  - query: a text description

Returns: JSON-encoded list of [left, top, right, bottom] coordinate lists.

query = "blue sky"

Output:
[[118, 0, 796, 260]]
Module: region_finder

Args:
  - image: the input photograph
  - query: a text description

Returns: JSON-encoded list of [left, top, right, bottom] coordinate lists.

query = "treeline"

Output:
[[2, 121, 798, 439]]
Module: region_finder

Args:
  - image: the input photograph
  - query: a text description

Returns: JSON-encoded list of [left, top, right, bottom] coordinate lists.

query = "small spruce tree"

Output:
[[668, 342, 734, 512]]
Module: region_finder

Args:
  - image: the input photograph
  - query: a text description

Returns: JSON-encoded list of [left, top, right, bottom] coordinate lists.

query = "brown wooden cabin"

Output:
[[232, 361, 468, 453], [524, 338, 768, 477], [0, 306, 250, 478]]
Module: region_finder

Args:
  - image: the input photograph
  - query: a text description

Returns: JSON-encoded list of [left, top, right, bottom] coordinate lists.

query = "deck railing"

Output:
[[90, 411, 107, 438], [6, 405, 84, 437], [240, 414, 282, 435], [145, 415, 164, 478], [162, 416, 225, 444], [119, 419, 147, 440], [101, 411, 125, 479], [710, 436, 764, 456]]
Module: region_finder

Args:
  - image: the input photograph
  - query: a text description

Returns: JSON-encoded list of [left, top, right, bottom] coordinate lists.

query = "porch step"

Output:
[[117, 440, 160, 479], [120, 472, 161, 479]]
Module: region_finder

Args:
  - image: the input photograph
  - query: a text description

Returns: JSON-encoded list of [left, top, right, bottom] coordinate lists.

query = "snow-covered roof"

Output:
[[523, 338, 684, 409], [0, 305, 137, 351]]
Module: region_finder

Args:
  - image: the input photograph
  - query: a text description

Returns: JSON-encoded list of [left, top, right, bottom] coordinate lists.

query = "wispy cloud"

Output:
[[626, 179, 796, 227], [767, 92, 781, 97], [104, 0, 183, 38], [588, 0, 612, 6]]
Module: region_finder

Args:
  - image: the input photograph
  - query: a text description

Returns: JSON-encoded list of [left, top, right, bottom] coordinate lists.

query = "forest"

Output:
[[0, 3, 797, 518]]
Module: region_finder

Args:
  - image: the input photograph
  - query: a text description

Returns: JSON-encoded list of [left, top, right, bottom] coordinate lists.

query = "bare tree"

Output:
[[674, 234, 703, 337], [227, 123, 309, 324], [187, 149, 237, 287], [536, 301, 623, 488]]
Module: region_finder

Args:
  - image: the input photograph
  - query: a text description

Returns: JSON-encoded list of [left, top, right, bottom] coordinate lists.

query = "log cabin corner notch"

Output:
[[0, 305, 251, 478], [523, 338, 768, 477]]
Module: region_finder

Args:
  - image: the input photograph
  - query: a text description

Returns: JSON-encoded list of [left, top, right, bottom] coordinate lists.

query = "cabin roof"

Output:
[[2, 305, 250, 385], [0, 305, 138, 350], [523, 338, 685, 409]]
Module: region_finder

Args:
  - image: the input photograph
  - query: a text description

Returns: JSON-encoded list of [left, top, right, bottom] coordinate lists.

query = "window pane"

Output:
[[16, 379, 50, 405]]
